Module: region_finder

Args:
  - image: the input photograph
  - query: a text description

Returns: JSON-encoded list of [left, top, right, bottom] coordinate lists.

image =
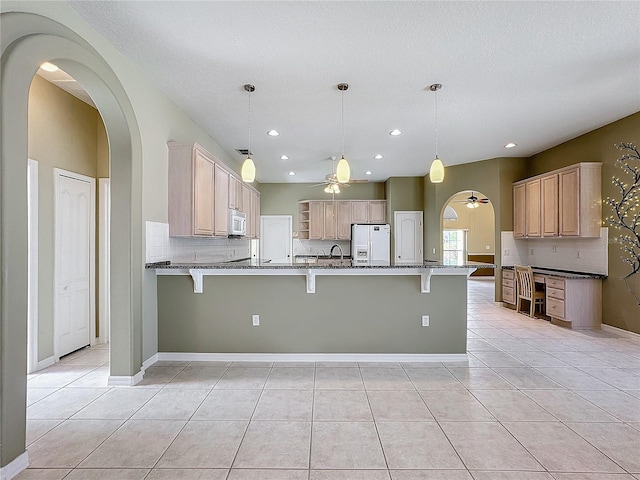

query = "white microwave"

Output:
[[229, 209, 246, 236]]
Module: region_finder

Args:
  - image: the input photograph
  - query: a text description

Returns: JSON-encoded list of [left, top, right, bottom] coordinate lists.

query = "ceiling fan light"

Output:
[[429, 157, 445, 183], [324, 185, 332, 194], [336, 155, 350, 183], [333, 184, 340, 194], [466, 202, 475, 209], [241, 156, 256, 183]]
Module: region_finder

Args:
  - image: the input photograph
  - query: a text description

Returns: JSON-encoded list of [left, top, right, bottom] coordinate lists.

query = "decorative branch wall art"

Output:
[[605, 142, 640, 305]]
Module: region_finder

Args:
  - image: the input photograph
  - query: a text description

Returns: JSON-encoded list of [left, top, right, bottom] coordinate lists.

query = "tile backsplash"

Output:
[[501, 228, 608, 275], [293, 239, 351, 257], [146, 221, 250, 263]]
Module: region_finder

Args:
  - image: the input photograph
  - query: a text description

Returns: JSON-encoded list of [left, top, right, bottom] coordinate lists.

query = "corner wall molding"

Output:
[[0, 451, 29, 480]]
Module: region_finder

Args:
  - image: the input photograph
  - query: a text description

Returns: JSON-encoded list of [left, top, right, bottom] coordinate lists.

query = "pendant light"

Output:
[[429, 83, 445, 183], [336, 83, 351, 183], [241, 84, 256, 183]]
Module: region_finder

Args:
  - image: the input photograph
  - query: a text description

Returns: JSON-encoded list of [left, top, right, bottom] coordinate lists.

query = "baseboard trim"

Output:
[[142, 353, 159, 371], [601, 324, 640, 339], [156, 352, 468, 363], [36, 356, 55, 371], [0, 451, 29, 480], [107, 370, 144, 386]]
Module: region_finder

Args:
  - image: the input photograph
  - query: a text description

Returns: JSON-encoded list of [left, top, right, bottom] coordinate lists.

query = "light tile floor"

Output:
[[18, 278, 640, 480]]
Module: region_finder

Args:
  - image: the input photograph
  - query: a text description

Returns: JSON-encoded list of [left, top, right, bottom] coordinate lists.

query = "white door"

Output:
[[394, 211, 423, 265], [260, 215, 292, 263], [55, 170, 95, 358]]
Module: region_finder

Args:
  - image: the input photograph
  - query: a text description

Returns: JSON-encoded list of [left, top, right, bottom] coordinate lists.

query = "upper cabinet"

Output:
[[168, 142, 259, 238], [541, 174, 559, 237], [513, 162, 601, 239], [513, 183, 526, 238], [298, 200, 386, 240], [525, 178, 542, 237]]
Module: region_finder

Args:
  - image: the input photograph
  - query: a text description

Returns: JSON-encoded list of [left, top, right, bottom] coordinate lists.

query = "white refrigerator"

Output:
[[351, 224, 391, 266]]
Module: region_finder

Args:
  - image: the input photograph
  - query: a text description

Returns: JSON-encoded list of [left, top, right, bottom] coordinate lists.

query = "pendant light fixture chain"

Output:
[[335, 83, 351, 184], [430, 83, 442, 157], [242, 83, 256, 182], [428, 83, 445, 184]]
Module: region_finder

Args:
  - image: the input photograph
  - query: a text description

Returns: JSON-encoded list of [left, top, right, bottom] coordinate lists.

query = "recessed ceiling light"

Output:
[[365, 171, 372, 175], [504, 142, 517, 148], [389, 129, 402, 136], [40, 62, 59, 72], [280, 155, 289, 160], [288, 171, 295, 176], [267, 130, 280, 137], [374, 154, 383, 160]]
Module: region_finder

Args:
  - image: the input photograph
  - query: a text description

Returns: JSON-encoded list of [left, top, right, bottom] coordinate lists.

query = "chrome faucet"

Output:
[[330, 244, 343, 260], [316, 249, 327, 261]]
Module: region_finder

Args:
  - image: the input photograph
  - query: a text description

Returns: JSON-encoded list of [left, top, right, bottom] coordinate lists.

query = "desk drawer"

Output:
[[546, 297, 565, 319], [503, 277, 515, 288], [547, 287, 565, 300], [533, 274, 545, 284], [503, 285, 515, 304], [503, 270, 515, 280], [546, 277, 565, 289]]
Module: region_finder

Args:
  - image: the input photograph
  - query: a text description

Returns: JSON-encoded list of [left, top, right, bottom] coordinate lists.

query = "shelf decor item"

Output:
[[605, 142, 640, 305]]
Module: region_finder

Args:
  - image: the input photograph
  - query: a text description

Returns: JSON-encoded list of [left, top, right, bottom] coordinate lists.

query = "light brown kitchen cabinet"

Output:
[[214, 164, 229, 236], [168, 143, 215, 236], [337, 201, 352, 239], [241, 184, 252, 237], [541, 174, 558, 237], [513, 183, 526, 238], [525, 178, 542, 237], [228, 175, 239, 210], [308, 201, 324, 240], [323, 201, 337, 239], [513, 162, 601, 239], [351, 201, 369, 223], [369, 200, 386, 223], [502, 269, 516, 305], [559, 167, 580, 236], [300, 200, 386, 241]]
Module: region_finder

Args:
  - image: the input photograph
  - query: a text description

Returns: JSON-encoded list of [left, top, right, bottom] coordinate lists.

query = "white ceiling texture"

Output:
[[69, 1, 640, 184]]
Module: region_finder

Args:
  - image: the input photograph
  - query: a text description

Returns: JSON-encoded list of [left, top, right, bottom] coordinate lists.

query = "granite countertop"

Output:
[[146, 259, 496, 270], [502, 265, 606, 279]]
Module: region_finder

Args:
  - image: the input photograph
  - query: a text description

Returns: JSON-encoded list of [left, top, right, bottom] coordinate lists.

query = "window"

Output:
[[443, 229, 467, 265]]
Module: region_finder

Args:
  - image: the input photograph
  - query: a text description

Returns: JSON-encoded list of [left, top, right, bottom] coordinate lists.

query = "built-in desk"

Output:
[[502, 266, 605, 329]]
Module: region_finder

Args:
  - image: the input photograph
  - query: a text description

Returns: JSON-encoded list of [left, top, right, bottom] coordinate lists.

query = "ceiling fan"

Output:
[[311, 156, 368, 194], [454, 191, 490, 208]]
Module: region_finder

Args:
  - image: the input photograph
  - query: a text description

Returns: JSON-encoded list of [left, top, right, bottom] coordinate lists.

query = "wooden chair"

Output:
[[515, 265, 545, 317]]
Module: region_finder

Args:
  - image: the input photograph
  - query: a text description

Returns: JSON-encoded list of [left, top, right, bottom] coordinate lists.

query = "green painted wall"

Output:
[[259, 182, 385, 235], [526, 112, 640, 333], [385, 177, 424, 257], [158, 274, 467, 354], [28, 75, 107, 361]]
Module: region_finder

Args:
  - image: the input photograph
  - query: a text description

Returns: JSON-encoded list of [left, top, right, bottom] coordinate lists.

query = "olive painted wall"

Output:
[[385, 177, 424, 257], [158, 274, 468, 354], [526, 112, 640, 333], [28, 75, 109, 361]]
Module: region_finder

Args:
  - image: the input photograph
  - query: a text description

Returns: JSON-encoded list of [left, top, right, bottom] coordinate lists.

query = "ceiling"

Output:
[[68, 1, 640, 184]]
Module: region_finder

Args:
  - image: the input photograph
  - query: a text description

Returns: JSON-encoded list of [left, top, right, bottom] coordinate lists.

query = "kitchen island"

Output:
[[147, 260, 493, 361]]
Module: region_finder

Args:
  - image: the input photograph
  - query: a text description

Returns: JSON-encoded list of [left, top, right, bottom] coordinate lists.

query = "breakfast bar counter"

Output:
[[147, 260, 494, 359]]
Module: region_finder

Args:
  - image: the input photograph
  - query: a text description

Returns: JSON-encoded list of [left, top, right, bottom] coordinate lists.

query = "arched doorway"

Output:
[[441, 190, 496, 300], [1, 11, 142, 472]]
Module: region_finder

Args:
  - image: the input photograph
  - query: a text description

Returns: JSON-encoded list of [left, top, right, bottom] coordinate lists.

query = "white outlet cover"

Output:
[[252, 314, 259, 326], [421, 315, 429, 327]]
